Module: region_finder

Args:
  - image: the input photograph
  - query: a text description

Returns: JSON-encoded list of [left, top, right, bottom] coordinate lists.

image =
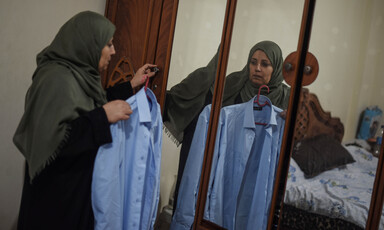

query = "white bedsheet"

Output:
[[284, 145, 383, 229]]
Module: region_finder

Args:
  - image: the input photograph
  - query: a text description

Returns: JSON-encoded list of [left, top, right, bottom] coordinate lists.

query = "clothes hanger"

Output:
[[254, 84, 270, 125], [144, 75, 152, 102], [254, 84, 270, 107], [144, 67, 159, 103], [144, 75, 149, 92], [144, 67, 159, 93]]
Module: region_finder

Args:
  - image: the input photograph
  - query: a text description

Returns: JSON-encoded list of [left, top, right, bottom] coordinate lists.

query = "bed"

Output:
[[280, 88, 383, 230]]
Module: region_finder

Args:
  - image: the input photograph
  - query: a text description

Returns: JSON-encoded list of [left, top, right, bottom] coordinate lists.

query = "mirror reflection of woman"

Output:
[[164, 40, 291, 213]]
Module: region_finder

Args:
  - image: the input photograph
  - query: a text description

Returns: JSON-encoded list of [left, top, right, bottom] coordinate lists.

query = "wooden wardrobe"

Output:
[[102, 0, 384, 229], [102, 0, 179, 111]]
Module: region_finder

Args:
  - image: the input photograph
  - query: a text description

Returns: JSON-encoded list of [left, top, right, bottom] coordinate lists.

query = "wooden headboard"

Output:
[[293, 88, 344, 143]]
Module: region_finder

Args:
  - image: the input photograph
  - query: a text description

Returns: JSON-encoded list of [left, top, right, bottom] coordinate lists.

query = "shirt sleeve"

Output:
[[106, 81, 134, 101], [60, 107, 112, 158]]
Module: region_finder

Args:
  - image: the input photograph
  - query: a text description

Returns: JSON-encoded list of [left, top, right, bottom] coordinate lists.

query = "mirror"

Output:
[[163, 0, 305, 229], [280, 0, 384, 229], [197, 1, 304, 229], [156, 0, 226, 227]]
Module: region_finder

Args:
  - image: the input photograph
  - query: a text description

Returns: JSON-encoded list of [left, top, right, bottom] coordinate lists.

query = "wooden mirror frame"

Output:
[[192, 0, 237, 229], [267, 0, 316, 228]]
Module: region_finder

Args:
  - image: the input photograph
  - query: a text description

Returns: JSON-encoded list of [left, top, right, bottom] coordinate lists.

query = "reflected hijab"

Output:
[[164, 41, 290, 144], [164, 47, 219, 144], [13, 11, 115, 181], [223, 40, 290, 108]]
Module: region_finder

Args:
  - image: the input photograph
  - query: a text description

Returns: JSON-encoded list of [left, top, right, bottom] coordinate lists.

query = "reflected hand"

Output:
[[103, 100, 133, 123], [130, 63, 158, 88], [280, 110, 287, 119]]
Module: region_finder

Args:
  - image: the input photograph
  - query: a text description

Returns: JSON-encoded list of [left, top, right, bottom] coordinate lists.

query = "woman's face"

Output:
[[248, 50, 273, 87], [98, 38, 116, 72]]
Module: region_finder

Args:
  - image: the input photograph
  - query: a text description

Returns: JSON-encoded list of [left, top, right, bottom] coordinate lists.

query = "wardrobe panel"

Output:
[[103, 0, 178, 108]]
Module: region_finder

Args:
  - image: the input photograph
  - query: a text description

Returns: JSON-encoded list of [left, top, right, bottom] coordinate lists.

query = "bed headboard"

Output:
[[293, 88, 344, 143]]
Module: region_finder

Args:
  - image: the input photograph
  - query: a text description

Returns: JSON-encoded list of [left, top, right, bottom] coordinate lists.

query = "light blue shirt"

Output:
[[170, 95, 285, 230], [170, 104, 212, 230], [233, 100, 285, 230], [92, 88, 163, 230]]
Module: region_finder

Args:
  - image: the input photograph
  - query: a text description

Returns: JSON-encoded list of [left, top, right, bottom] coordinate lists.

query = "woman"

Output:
[[164, 40, 290, 213], [13, 11, 156, 229]]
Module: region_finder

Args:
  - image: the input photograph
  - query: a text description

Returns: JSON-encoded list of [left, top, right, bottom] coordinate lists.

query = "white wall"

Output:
[[308, 0, 384, 140], [0, 1, 105, 229]]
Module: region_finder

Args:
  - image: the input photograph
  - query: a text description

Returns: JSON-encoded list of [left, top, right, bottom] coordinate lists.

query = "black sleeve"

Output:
[[60, 81, 134, 158], [106, 81, 134, 101], [60, 107, 112, 158]]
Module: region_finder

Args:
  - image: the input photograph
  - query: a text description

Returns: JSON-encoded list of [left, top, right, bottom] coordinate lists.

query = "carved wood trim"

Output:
[[106, 56, 135, 88], [293, 88, 344, 143]]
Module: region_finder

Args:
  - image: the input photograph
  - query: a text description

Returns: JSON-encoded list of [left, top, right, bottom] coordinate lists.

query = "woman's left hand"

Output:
[[130, 63, 158, 88]]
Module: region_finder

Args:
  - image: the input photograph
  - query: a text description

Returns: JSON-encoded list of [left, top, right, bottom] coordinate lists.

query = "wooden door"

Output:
[[102, 0, 179, 111]]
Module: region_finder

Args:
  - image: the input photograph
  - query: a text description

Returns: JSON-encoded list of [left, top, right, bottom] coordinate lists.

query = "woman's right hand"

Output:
[[102, 100, 133, 123], [130, 63, 158, 88]]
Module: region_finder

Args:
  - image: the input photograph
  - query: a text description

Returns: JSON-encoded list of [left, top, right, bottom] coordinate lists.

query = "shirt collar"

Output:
[[136, 88, 158, 124], [243, 95, 279, 130]]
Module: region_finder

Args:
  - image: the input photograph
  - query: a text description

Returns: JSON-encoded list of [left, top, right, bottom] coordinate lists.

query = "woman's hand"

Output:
[[130, 63, 158, 88], [280, 110, 287, 119], [103, 100, 133, 123]]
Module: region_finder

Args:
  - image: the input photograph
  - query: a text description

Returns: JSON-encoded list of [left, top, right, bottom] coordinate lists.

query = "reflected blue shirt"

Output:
[[170, 104, 212, 230], [170, 95, 285, 230], [92, 88, 163, 230]]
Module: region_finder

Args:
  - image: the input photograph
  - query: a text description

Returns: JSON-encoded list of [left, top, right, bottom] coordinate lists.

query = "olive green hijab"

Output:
[[13, 11, 115, 181], [223, 40, 290, 108], [164, 47, 219, 145], [164, 41, 290, 144]]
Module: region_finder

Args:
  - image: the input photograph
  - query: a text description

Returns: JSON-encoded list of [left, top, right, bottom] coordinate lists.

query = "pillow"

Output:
[[292, 134, 355, 179]]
